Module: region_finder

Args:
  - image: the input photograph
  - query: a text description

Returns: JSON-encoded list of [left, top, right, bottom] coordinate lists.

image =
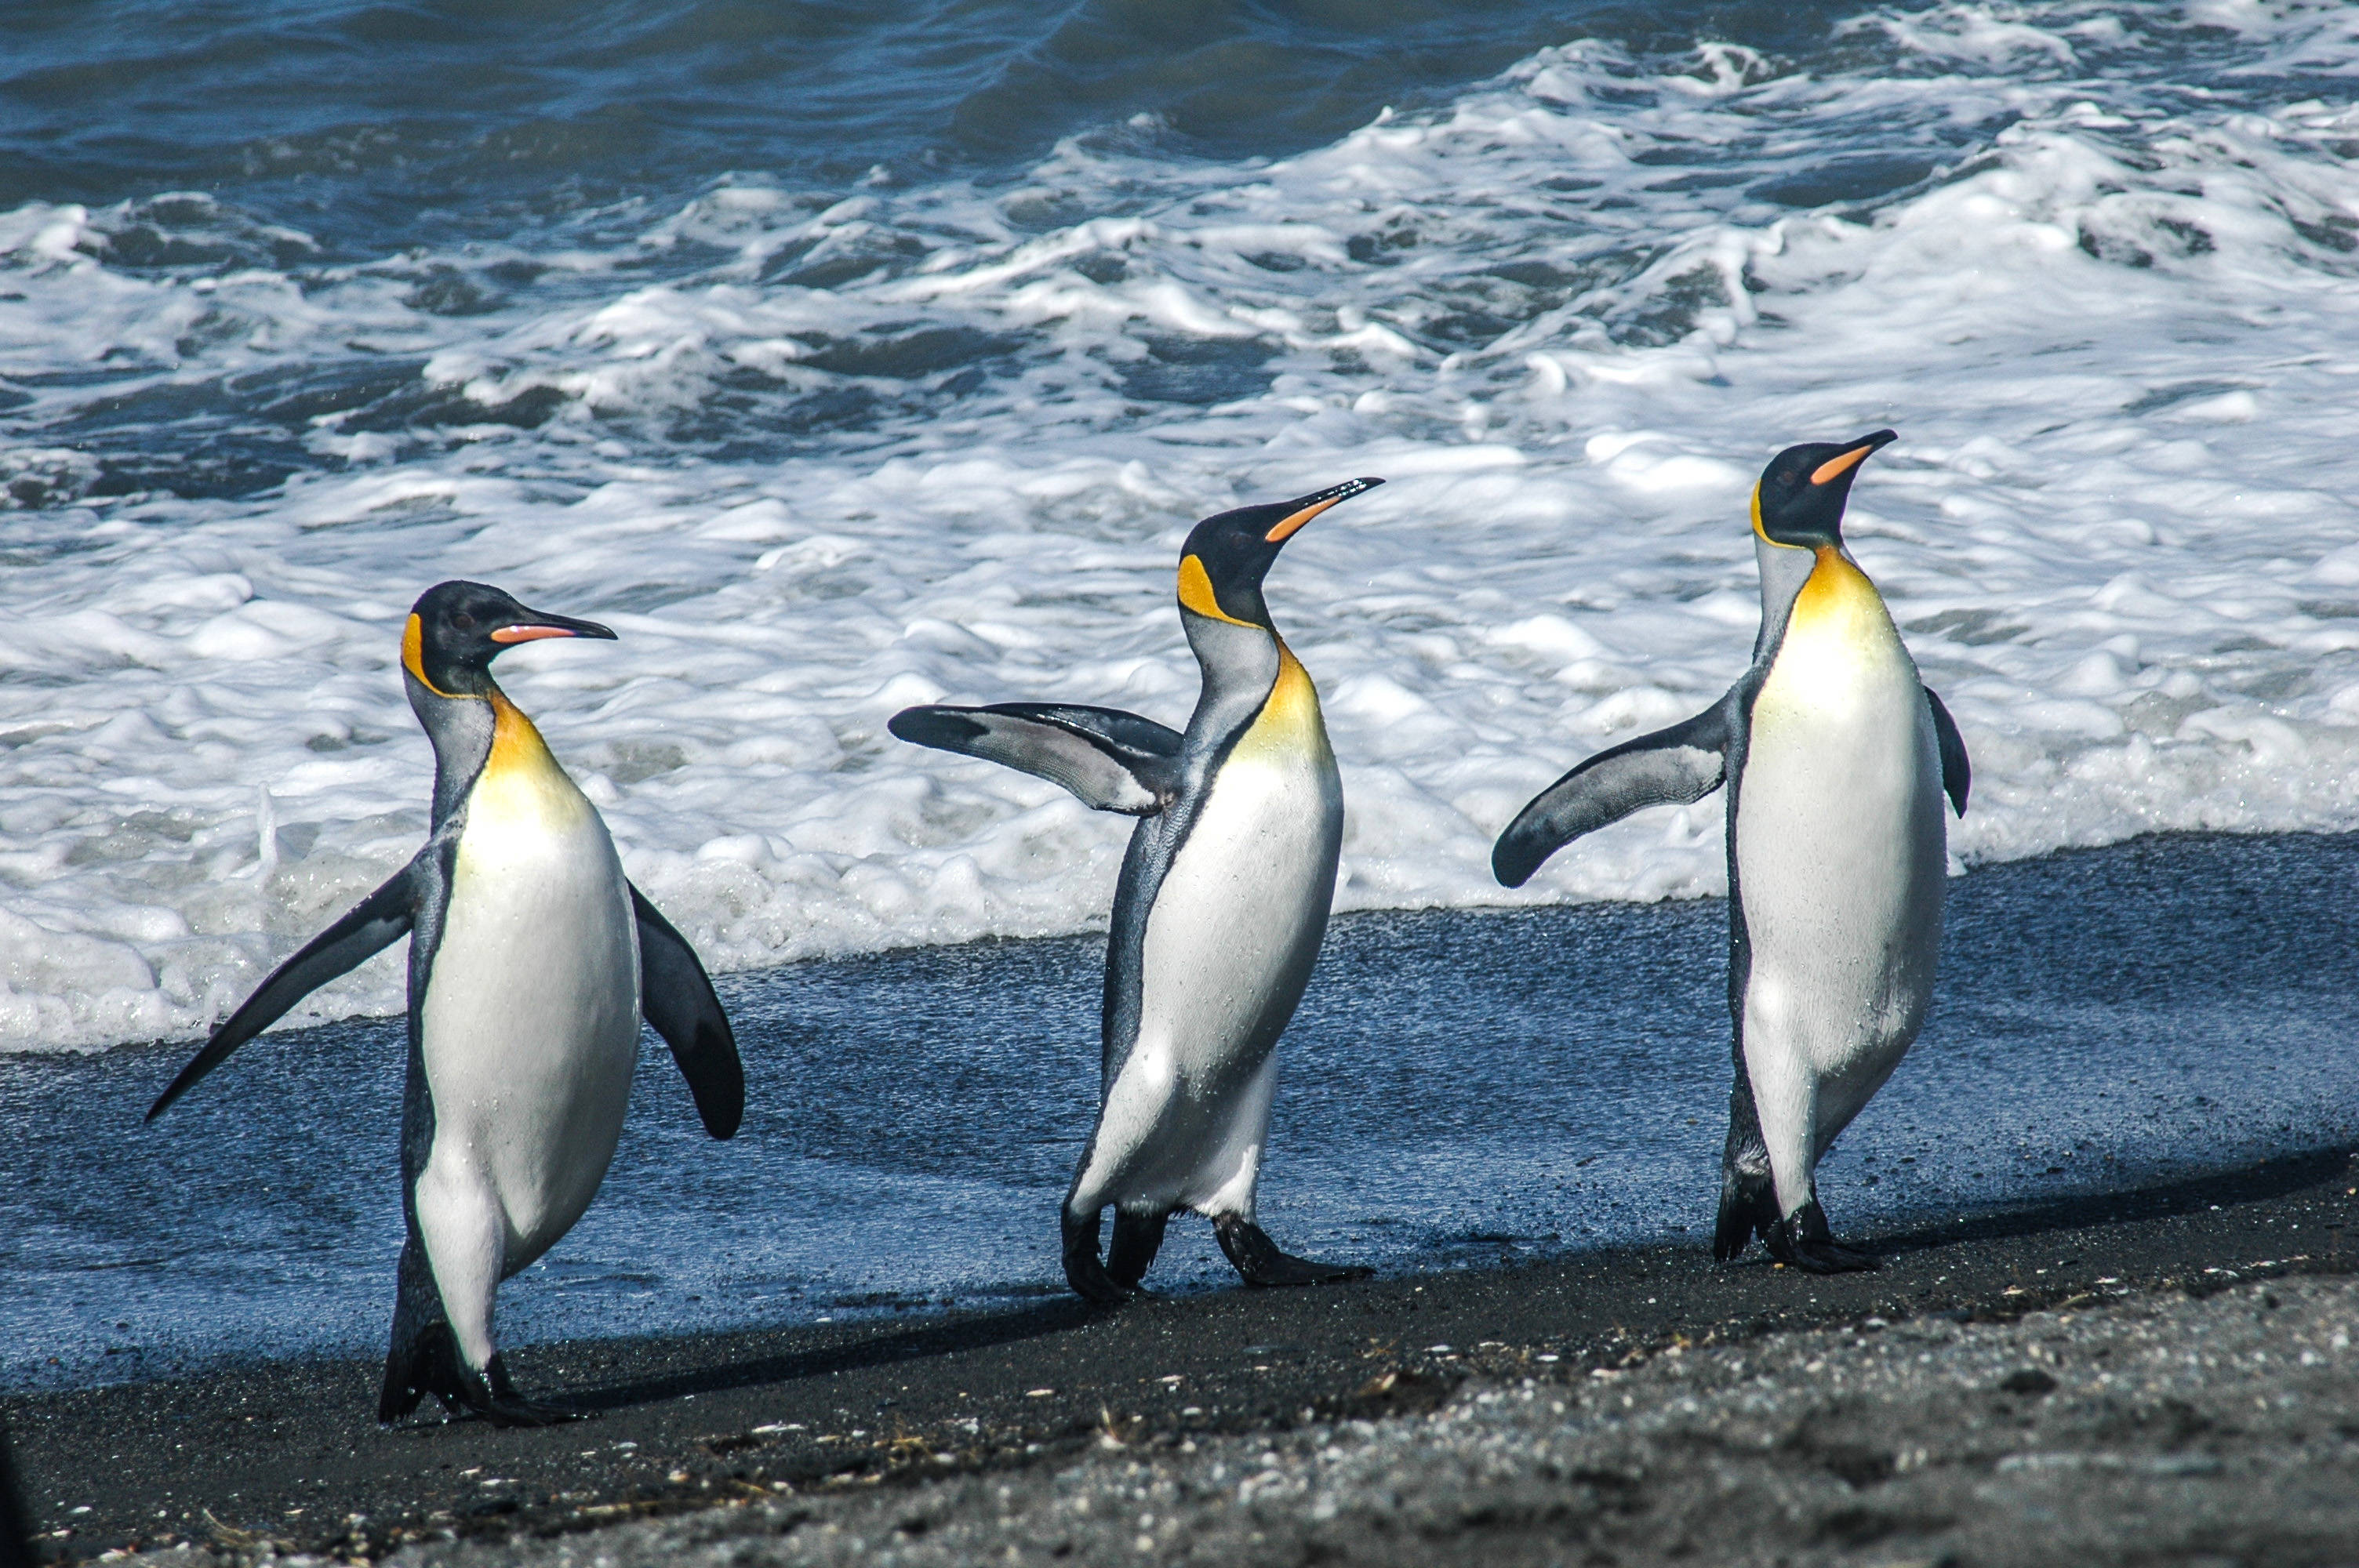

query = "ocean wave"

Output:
[[6, 1, 2359, 1051]]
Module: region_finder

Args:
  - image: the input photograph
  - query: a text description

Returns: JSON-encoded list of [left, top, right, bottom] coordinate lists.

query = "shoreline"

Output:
[[6, 825, 2353, 1068], [10, 1144, 2355, 1563]]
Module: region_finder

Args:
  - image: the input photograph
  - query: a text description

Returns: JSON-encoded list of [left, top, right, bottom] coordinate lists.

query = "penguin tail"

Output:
[[1714, 1165, 1778, 1262], [378, 1321, 460, 1424], [1714, 1129, 1779, 1262], [380, 1235, 463, 1423]]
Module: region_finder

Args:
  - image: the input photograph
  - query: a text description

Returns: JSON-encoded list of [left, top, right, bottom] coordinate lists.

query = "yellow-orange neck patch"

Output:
[[485, 688, 557, 779], [1177, 554, 1256, 628], [1790, 545, 1885, 631]]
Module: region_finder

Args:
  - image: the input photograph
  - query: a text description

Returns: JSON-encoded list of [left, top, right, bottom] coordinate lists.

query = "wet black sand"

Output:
[[10, 1145, 2356, 1563]]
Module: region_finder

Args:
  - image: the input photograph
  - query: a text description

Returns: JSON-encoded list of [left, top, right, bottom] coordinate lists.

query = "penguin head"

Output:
[[1176, 477, 1384, 630], [1750, 430, 1897, 549], [402, 580, 616, 699]]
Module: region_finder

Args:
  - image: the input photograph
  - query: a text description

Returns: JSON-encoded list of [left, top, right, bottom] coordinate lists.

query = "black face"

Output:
[[1753, 429, 1897, 548], [403, 579, 616, 698], [1177, 477, 1383, 627]]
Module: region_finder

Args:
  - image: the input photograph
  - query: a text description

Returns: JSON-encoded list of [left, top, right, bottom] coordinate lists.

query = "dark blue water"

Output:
[[2, 2, 1858, 256], [5, 832, 2355, 1392], [2, 0, 2312, 506]]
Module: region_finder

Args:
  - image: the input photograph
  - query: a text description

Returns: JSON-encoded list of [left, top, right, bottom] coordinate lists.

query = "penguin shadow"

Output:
[[1858, 1143, 2355, 1264], [556, 1297, 1100, 1414], [0, 1410, 33, 1568]]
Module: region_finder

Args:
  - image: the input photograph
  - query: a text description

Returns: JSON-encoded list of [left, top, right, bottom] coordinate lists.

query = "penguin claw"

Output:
[[1214, 1216, 1372, 1290]]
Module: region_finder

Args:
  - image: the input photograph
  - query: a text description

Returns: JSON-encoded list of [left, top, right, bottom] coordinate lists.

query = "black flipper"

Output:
[[630, 885, 743, 1140], [1492, 699, 1734, 888], [1212, 1216, 1372, 1289], [1106, 1209, 1169, 1290], [889, 702, 1183, 816], [1925, 687, 1970, 816], [147, 858, 421, 1120], [1062, 1206, 1137, 1306]]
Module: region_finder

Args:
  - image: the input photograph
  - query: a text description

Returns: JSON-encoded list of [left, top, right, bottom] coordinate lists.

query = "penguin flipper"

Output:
[[889, 702, 1183, 815], [1491, 700, 1733, 888], [1925, 686, 1970, 816], [629, 884, 744, 1139], [147, 857, 421, 1120]]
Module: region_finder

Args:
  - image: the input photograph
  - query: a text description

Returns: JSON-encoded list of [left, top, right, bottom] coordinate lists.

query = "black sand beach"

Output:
[[12, 1145, 2355, 1564]]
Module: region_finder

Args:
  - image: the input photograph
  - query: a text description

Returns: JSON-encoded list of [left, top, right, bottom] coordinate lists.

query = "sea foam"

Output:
[[6, 2, 2359, 1052]]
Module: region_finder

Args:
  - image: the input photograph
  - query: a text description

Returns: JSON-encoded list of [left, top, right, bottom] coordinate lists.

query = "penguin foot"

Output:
[[381, 1329, 582, 1426], [1063, 1247, 1143, 1306], [1213, 1216, 1372, 1289], [1063, 1208, 1143, 1306], [465, 1356, 586, 1428], [1762, 1203, 1881, 1274]]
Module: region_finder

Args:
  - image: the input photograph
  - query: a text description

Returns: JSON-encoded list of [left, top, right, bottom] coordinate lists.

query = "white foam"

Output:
[[8, 2, 2359, 1052]]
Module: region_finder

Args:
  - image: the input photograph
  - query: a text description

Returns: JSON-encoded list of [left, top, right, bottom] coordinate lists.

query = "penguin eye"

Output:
[[452, 612, 476, 630]]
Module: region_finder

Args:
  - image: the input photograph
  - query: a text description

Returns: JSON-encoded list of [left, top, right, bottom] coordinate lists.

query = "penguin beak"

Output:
[[1264, 476, 1386, 543], [1809, 430, 1898, 487], [489, 610, 617, 644]]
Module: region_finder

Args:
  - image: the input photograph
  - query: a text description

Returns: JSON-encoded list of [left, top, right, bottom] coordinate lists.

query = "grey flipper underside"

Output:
[[889, 702, 1183, 815], [1926, 687, 1970, 816], [147, 856, 422, 1120], [630, 884, 743, 1140], [1492, 698, 1735, 888]]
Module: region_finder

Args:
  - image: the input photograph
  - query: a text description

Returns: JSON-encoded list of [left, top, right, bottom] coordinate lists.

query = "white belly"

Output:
[[419, 780, 640, 1276], [1735, 574, 1946, 1147], [1085, 717, 1343, 1217]]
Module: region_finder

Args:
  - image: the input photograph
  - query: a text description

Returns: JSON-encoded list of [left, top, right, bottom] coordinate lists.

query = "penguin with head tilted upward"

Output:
[[891, 480, 1383, 1305], [149, 581, 743, 1423], [1494, 433, 1968, 1272]]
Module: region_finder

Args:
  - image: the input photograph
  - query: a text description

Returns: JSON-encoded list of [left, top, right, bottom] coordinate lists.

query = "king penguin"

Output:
[[1492, 432, 1969, 1272], [148, 581, 743, 1424], [889, 481, 1383, 1305]]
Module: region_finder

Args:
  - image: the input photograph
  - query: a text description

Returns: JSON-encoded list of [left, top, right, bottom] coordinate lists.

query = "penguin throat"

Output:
[[1787, 546, 1890, 647]]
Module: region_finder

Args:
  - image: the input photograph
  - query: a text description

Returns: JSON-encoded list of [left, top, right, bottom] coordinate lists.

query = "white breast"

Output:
[[1735, 549, 1946, 1123], [420, 717, 641, 1275]]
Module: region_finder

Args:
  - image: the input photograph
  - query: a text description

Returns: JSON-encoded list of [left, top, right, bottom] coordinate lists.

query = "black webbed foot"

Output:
[[464, 1355, 585, 1428], [380, 1327, 583, 1426], [1761, 1201, 1881, 1274], [1213, 1215, 1372, 1289], [1063, 1207, 1141, 1306]]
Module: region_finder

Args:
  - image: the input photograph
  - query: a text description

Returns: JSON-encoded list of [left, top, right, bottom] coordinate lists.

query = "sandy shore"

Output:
[[11, 1147, 2357, 1566]]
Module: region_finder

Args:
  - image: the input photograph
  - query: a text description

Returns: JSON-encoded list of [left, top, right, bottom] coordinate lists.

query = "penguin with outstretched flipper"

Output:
[[1494, 433, 1968, 1272], [892, 480, 1383, 1305], [148, 581, 743, 1424]]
